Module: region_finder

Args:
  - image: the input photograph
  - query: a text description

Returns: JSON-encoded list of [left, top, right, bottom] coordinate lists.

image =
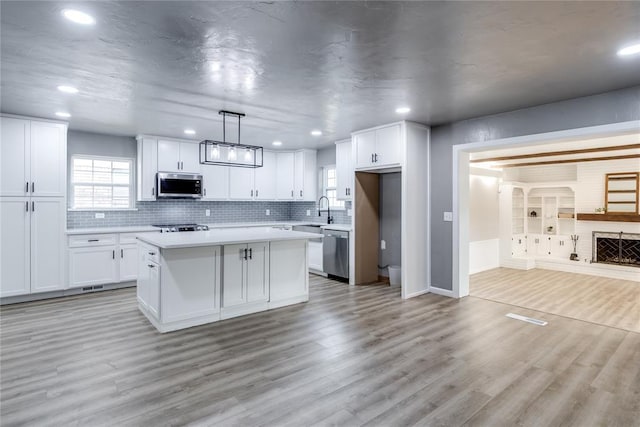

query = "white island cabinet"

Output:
[[136, 228, 317, 333]]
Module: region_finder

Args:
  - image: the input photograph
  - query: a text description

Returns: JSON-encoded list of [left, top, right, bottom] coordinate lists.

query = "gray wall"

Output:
[[431, 85, 640, 290], [379, 172, 401, 276], [67, 130, 137, 165], [316, 145, 336, 168]]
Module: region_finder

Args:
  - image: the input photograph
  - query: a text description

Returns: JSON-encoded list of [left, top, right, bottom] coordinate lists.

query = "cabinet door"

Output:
[[308, 241, 323, 271], [247, 242, 269, 302], [179, 142, 200, 173], [0, 198, 30, 297], [137, 138, 158, 201], [294, 151, 305, 200], [31, 198, 66, 293], [0, 117, 30, 197], [147, 262, 161, 319], [201, 164, 229, 200], [157, 140, 181, 172], [255, 151, 276, 200], [137, 246, 149, 308], [375, 124, 401, 166], [119, 244, 139, 282], [276, 152, 295, 200], [223, 244, 248, 307], [30, 121, 66, 197], [229, 168, 255, 200], [69, 246, 118, 288], [354, 131, 376, 169], [299, 150, 317, 201], [336, 141, 353, 200], [511, 234, 526, 257]]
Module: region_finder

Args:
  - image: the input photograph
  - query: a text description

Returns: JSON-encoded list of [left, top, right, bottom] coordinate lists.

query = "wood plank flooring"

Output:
[[471, 268, 640, 333], [1, 275, 639, 426]]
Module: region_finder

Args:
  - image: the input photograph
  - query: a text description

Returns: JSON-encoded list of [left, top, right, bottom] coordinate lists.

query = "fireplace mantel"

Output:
[[577, 213, 640, 223]]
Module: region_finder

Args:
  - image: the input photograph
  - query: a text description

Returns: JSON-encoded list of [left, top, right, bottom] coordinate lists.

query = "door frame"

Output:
[[451, 120, 640, 298]]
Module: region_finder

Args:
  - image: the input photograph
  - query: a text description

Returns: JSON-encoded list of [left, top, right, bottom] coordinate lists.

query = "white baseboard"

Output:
[[429, 286, 455, 298]]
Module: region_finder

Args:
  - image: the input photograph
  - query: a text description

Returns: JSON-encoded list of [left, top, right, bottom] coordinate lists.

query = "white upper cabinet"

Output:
[[30, 121, 67, 197], [137, 137, 158, 201], [0, 117, 66, 197], [0, 117, 29, 196], [201, 164, 229, 200], [294, 150, 317, 201], [276, 152, 295, 200], [255, 151, 276, 200], [335, 139, 353, 200], [157, 139, 200, 173], [229, 167, 255, 200], [353, 123, 402, 169]]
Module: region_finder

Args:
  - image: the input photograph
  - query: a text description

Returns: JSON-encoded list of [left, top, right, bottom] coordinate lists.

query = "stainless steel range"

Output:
[[152, 223, 209, 233]]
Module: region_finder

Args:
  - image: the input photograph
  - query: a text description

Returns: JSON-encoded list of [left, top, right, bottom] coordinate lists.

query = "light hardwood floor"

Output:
[[1, 275, 639, 426], [471, 268, 640, 333]]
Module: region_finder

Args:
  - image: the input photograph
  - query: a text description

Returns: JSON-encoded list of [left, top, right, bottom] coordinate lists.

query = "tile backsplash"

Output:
[[67, 200, 351, 229]]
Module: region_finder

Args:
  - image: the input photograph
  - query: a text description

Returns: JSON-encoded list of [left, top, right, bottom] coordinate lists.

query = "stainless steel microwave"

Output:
[[156, 172, 203, 199]]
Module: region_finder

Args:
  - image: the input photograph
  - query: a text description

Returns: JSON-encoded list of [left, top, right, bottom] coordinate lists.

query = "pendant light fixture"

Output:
[[199, 110, 263, 168]]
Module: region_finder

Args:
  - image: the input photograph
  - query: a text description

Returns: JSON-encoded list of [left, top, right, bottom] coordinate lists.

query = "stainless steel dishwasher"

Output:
[[322, 229, 349, 280]]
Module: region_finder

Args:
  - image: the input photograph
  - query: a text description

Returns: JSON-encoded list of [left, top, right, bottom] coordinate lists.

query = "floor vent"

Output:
[[506, 313, 548, 326]]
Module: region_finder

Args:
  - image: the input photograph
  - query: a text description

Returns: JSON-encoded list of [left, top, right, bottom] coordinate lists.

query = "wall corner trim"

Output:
[[429, 286, 456, 298]]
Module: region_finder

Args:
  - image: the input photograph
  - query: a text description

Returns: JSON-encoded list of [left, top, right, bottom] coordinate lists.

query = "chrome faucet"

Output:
[[318, 196, 333, 224]]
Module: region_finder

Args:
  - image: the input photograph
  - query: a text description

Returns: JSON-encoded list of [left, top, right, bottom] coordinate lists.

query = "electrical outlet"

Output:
[[205, 209, 211, 217], [266, 209, 270, 216], [381, 240, 386, 250], [306, 210, 311, 216], [94, 212, 105, 219], [443, 211, 453, 222]]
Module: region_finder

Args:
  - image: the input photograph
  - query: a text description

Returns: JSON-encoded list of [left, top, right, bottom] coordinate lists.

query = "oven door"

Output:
[[156, 173, 203, 199]]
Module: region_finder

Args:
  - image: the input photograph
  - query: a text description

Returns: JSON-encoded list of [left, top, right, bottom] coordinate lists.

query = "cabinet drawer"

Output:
[[144, 246, 160, 264], [68, 234, 117, 248]]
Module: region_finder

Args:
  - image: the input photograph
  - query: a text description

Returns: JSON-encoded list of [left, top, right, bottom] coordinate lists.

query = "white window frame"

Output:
[[322, 165, 345, 210], [69, 154, 136, 211]]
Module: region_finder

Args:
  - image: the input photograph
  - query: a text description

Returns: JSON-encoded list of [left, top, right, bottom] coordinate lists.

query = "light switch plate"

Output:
[[381, 240, 386, 250], [266, 209, 270, 216], [94, 212, 105, 219], [443, 211, 453, 222], [205, 209, 211, 217]]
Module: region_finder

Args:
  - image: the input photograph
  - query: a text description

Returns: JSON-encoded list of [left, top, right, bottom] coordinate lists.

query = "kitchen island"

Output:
[[136, 228, 319, 332]]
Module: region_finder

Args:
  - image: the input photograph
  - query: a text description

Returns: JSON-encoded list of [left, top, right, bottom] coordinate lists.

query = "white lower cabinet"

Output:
[[222, 242, 269, 312], [68, 232, 153, 288], [0, 197, 66, 297], [308, 240, 323, 272], [69, 246, 118, 287], [137, 244, 161, 319], [147, 261, 161, 319], [119, 244, 139, 282]]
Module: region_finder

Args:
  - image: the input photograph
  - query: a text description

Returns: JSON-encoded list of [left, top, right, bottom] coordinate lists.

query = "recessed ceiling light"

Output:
[[395, 106, 411, 114], [55, 112, 71, 118], [617, 43, 640, 56], [310, 130, 322, 136], [272, 141, 283, 146], [57, 85, 79, 94], [184, 129, 196, 135], [62, 9, 95, 25]]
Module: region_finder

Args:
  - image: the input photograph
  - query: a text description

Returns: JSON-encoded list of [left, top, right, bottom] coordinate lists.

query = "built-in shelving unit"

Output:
[[512, 187, 525, 234]]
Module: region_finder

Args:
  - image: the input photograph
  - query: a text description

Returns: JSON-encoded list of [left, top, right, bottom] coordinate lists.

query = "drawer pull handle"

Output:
[[148, 264, 155, 268], [148, 252, 156, 256], [88, 239, 99, 242]]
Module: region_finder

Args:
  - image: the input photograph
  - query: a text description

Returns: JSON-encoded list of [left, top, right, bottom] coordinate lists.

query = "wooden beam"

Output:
[[471, 143, 640, 163], [496, 154, 640, 168]]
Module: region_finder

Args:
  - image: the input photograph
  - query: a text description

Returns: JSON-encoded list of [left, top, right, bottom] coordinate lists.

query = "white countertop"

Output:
[[136, 228, 321, 249], [67, 221, 352, 235]]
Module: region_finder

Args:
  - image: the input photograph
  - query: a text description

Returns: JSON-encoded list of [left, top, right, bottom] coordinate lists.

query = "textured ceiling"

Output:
[[1, 1, 640, 149]]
